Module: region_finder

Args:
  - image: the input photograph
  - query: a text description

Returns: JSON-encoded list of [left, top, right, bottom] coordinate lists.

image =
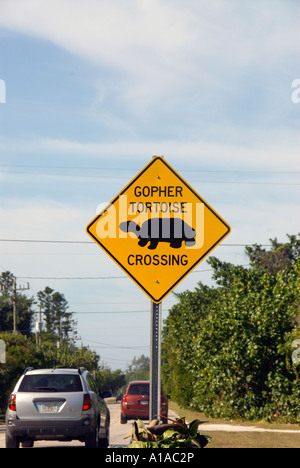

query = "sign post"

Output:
[[86, 156, 231, 423], [150, 301, 162, 421]]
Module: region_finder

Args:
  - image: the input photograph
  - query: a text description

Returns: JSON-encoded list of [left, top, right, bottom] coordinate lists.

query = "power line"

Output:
[[0, 170, 129, 180], [18, 276, 126, 280], [17, 266, 251, 281], [0, 170, 299, 185], [97, 356, 133, 364], [0, 238, 271, 246], [0, 251, 248, 256], [83, 341, 148, 350], [0, 239, 91, 244], [74, 310, 149, 314], [0, 164, 299, 174], [81, 339, 148, 350]]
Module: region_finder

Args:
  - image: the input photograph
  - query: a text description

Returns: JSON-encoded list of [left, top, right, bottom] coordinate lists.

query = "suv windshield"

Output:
[[127, 384, 149, 396], [18, 374, 83, 393]]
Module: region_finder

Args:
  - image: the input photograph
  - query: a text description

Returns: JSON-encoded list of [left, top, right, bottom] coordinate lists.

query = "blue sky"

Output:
[[0, 0, 299, 370]]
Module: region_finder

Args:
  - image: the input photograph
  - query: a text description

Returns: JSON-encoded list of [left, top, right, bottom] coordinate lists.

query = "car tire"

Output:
[[120, 413, 127, 424], [98, 431, 109, 448], [85, 425, 99, 448], [6, 432, 20, 448], [22, 439, 34, 447]]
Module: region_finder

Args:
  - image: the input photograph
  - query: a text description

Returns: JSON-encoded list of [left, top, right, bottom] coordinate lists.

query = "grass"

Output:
[[205, 431, 300, 448], [169, 401, 300, 448]]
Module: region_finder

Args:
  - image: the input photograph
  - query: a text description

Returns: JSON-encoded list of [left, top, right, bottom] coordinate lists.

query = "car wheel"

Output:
[[85, 425, 99, 448], [98, 430, 109, 448], [6, 432, 20, 448], [22, 439, 34, 448], [120, 413, 127, 424]]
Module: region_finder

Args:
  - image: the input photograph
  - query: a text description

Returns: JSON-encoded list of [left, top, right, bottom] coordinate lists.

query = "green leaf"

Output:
[[188, 419, 201, 438], [128, 441, 154, 448]]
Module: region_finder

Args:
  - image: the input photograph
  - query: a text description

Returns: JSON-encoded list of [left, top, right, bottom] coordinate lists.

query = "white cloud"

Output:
[[1, 133, 299, 172], [1, 0, 299, 109], [0, 198, 87, 241]]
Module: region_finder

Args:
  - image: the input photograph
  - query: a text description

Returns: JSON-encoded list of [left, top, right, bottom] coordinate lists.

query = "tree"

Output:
[[40, 342, 99, 370], [0, 332, 101, 411], [125, 355, 150, 384], [0, 332, 43, 410], [96, 368, 126, 394], [245, 234, 300, 274], [0, 271, 14, 292], [37, 287, 75, 340], [0, 271, 34, 336]]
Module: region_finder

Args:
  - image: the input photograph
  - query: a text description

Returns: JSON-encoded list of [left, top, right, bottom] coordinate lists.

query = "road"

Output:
[[0, 402, 175, 448], [3, 403, 299, 448]]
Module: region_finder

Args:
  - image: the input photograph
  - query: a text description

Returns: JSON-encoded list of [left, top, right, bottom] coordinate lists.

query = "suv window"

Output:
[[86, 373, 99, 394], [18, 374, 83, 392], [127, 384, 149, 396]]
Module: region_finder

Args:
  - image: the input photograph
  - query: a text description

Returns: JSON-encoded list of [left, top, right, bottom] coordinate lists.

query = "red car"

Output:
[[120, 381, 168, 424]]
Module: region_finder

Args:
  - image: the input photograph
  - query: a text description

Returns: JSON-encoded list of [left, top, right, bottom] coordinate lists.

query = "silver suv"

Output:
[[5, 367, 110, 448]]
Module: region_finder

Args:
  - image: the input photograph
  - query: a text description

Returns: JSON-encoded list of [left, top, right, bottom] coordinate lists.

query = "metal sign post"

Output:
[[150, 301, 162, 422]]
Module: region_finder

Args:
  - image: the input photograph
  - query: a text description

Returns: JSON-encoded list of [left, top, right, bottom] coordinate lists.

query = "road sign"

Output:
[[86, 156, 231, 303]]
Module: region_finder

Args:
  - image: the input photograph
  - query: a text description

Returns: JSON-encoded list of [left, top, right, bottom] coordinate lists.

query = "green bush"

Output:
[[162, 236, 300, 422]]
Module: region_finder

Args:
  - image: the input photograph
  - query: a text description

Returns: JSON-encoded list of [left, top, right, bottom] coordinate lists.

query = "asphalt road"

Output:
[[0, 402, 173, 448]]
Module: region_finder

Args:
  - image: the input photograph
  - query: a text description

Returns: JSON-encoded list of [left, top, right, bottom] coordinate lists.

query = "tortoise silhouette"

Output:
[[119, 218, 196, 250]]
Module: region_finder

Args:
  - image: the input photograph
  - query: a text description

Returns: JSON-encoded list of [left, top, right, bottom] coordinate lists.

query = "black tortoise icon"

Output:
[[119, 218, 196, 250]]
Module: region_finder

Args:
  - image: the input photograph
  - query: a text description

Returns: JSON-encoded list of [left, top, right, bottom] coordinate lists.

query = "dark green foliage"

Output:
[[162, 234, 300, 422], [37, 286, 74, 339], [0, 333, 43, 410], [126, 417, 211, 448], [95, 368, 126, 395], [125, 354, 150, 385], [0, 332, 100, 411], [0, 271, 34, 336]]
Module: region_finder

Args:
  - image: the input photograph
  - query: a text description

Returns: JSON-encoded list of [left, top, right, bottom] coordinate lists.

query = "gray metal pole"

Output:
[[38, 302, 42, 347], [149, 301, 162, 422], [12, 277, 17, 334]]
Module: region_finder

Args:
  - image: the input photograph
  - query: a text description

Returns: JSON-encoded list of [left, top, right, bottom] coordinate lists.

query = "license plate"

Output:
[[41, 403, 58, 413], [140, 400, 149, 405]]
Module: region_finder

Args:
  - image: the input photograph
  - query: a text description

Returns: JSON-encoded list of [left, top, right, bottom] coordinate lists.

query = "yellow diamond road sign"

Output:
[[86, 157, 231, 303]]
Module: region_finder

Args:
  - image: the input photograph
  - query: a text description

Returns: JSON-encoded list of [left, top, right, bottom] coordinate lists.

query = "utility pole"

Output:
[[12, 277, 17, 334], [36, 302, 42, 347], [12, 277, 30, 334]]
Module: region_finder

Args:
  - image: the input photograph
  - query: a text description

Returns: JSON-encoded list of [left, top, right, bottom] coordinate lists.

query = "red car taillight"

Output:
[[82, 393, 93, 411], [8, 394, 16, 411]]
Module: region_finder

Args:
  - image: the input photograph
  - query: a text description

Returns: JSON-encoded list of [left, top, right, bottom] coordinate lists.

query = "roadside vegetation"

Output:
[[0, 268, 150, 411], [162, 234, 300, 423], [169, 401, 300, 448], [1, 234, 299, 430], [0, 328, 150, 413]]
